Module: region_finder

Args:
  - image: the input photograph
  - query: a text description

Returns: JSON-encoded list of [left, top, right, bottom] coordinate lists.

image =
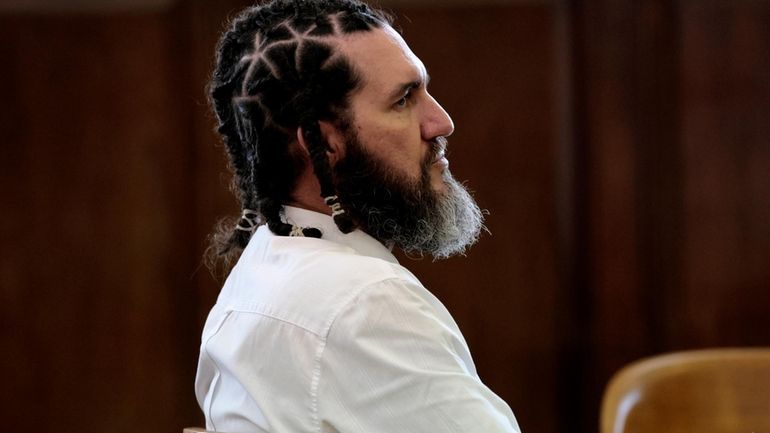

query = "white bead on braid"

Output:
[[235, 209, 260, 232], [324, 195, 346, 217]]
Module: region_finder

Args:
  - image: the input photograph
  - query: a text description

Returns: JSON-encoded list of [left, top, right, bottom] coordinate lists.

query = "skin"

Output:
[[291, 25, 455, 214]]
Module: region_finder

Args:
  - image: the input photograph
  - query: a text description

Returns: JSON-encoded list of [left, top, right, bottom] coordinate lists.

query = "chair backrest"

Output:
[[601, 348, 770, 433]]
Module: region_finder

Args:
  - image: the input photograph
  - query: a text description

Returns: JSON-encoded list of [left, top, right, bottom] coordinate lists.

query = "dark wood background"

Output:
[[1, 1, 767, 433]]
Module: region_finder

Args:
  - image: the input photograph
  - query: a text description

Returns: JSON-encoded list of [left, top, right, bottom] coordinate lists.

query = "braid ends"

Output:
[[324, 195, 355, 234]]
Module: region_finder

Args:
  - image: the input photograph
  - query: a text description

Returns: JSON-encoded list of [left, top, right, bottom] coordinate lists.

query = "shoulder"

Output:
[[325, 276, 466, 348], [270, 234, 421, 296], [279, 241, 426, 335], [218, 231, 423, 336]]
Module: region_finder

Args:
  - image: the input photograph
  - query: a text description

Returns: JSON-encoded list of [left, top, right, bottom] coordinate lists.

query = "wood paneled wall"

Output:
[[1, 1, 767, 433], [0, 9, 202, 433]]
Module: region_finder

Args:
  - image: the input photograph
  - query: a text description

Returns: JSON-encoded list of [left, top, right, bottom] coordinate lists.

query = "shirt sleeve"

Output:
[[316, 278, 521, 433]]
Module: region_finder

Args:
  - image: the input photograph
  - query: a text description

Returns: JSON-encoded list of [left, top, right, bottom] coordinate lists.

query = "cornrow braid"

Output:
[[205, 0, 392, 270], [300, 119, 355, 233]]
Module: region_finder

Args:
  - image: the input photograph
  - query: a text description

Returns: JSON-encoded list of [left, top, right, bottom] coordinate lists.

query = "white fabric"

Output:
[[195, 206, 520, 433]]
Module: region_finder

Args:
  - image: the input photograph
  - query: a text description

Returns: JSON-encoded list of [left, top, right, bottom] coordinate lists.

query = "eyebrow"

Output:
[[388, 73, 431, 101]]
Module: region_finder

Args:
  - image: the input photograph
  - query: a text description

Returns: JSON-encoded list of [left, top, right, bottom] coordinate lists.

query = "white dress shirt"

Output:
[[195, 206, 520, 433]]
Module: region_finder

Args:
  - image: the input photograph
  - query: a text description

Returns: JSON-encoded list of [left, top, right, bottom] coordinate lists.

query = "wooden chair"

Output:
[[600, 348, 770, 433]]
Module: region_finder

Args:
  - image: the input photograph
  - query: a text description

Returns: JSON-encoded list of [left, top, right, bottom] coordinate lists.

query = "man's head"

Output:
[[326, 25, 484, 259], [208, 0, 483, 267]]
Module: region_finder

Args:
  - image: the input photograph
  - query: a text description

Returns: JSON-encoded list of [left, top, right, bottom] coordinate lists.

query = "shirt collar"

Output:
[[282, 205, 399, 264]]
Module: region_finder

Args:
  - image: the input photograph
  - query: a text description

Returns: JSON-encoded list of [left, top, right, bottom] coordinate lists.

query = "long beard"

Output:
[[333, 133, 485, 259]]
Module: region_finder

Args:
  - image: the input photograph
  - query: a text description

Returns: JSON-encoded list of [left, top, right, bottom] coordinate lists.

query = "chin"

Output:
[[430, 179, 447, 193], [429, 169, 450, 193]]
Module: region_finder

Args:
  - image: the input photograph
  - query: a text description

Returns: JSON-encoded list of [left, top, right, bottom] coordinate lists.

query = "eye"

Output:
[[395, 89, 413, 108]]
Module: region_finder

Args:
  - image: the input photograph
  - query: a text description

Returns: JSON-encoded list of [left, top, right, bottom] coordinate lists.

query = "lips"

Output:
[[432, 150, 446, 163], [430, 138, 447, 164]]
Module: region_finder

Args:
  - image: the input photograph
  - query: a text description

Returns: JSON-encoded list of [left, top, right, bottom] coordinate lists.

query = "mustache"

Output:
[[426, 136, 448, 164]]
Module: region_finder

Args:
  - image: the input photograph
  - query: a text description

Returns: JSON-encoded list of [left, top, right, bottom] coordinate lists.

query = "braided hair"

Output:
[[206, 0, 391, 269]]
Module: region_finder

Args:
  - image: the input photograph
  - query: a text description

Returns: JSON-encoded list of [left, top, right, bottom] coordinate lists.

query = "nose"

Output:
[[421, 93, 454, 140]]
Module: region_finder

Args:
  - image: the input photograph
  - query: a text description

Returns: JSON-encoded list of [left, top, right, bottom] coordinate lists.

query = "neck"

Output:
[[287, 168, 332, 215], [284, 198, 330, 215]]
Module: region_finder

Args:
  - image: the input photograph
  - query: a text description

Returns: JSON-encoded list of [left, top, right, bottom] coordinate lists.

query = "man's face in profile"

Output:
[[330, 26, 485, 259]]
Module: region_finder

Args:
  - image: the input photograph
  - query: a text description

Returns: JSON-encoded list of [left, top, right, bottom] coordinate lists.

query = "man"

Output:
[[195, 1, 520, 432]]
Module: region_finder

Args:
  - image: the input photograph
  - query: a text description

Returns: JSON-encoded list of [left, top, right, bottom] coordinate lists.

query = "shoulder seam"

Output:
[[227, 307, 324, 338]]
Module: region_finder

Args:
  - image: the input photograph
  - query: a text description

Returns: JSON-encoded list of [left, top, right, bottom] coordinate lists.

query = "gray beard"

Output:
[[333, 133, 485, 259]]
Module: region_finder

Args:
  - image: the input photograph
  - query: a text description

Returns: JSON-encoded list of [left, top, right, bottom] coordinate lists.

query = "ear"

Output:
[[296, 121, 346, 167], [317, 120, 345, 156], [295, 127, 311, 157]]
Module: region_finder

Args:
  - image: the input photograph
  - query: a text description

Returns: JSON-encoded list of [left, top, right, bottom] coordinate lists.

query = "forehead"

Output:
[[336, 26, 427, 96]]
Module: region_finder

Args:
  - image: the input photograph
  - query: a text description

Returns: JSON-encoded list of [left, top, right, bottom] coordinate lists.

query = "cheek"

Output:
[[354, 113, 424, 176], [380, 129, 424, 176]]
